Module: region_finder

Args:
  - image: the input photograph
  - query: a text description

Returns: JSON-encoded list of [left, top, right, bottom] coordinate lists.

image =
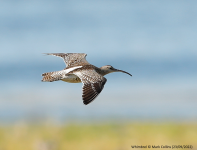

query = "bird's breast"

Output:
[[61, 74, 81, 83]]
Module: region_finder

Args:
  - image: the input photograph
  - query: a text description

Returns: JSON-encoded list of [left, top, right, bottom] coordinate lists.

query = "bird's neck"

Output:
[[95, 68, 110, 76]]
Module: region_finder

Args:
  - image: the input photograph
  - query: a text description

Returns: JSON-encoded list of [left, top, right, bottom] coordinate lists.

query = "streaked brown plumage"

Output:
[[42, 53, 132, 105]]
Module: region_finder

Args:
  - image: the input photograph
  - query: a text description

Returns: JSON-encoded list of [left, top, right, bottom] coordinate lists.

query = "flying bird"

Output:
[[42, 53, 132, 105]]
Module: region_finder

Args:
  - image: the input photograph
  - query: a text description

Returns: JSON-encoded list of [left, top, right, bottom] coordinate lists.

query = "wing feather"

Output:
[[44, 53, 90, 68], [73, 69, 107, 105]]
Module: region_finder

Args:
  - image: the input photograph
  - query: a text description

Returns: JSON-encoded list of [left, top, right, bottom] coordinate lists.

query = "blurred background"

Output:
[[0, 0, 197, 149]]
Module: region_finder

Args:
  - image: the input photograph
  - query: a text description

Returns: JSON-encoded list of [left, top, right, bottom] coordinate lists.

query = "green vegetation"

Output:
[[0, 122, 196, 150]]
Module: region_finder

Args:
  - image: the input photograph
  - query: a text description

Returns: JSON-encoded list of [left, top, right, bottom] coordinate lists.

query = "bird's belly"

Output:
[[61, 74, 81, 83]]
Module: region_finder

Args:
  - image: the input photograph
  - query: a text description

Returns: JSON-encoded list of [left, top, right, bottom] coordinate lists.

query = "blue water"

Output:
[[0, 0, 197, 123]]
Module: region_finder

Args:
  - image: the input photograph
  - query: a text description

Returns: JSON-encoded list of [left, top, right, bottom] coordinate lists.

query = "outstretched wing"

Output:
[[73, 69, 107, 105], [44, 53, 90, 68]]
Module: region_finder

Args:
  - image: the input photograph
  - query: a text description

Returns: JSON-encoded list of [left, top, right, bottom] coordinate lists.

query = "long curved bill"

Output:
[[114, 69, 132, 76]]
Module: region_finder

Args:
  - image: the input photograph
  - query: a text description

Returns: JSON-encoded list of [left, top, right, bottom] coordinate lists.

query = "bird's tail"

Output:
[[41, 71, 64, 82]]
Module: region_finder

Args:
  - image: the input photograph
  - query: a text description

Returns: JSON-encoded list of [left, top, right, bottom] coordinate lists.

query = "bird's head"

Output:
[[100, 65, 132, 76]]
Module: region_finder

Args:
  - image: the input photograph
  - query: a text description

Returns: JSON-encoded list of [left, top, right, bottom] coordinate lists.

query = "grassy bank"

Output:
[[0, 122, 196, 150]]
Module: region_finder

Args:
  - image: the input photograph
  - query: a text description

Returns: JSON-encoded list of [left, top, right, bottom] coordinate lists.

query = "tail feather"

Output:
[[41, 71, 63, 82]]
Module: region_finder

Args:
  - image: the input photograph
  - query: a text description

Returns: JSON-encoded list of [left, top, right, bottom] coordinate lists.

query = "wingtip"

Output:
[[42, 53, 51, 56], [83, 101, 89, 105]]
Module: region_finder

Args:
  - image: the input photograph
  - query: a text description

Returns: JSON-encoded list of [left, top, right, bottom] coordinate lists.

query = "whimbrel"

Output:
[[42, 53, 132, 105]]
